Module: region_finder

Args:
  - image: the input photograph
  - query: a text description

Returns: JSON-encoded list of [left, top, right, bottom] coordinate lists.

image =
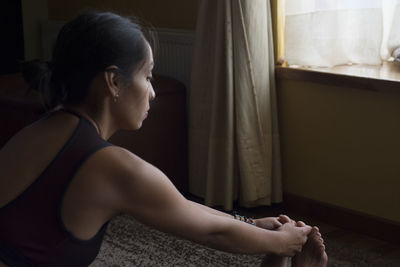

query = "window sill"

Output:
[[275, 61, 400, 93]]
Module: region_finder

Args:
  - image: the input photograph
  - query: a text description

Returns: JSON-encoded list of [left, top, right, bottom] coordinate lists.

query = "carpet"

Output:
[[90, 215, 400, 267]]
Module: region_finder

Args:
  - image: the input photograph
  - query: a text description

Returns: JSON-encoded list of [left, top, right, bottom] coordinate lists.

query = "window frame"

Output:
[[275, 62, 400, 93]]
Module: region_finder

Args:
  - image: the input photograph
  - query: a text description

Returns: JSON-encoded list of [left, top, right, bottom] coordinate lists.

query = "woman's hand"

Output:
[[276, 223, 312, 256], [253, 217, 282, 230], [277, 214, 296, 225], [254, 214, 297, 230]]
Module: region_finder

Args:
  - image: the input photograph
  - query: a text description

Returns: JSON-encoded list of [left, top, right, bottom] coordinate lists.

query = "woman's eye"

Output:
[[147, 76, 153, 82]]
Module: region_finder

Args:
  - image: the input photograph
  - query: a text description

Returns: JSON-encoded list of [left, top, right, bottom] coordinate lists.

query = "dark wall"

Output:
[[0, 0, 24, 74]]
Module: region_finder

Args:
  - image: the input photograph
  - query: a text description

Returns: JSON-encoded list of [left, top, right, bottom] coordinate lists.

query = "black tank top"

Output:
[[0, 112, 112, 266]]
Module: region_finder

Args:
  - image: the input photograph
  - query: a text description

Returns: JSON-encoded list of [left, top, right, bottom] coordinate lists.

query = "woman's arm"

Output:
[[189, 201, 286, 230], [100, 147, 311, 256], [188, 200, 232, 218]]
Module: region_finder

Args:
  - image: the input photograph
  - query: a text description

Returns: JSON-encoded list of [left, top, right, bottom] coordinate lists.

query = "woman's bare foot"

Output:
[[292, 227, 328, 267]]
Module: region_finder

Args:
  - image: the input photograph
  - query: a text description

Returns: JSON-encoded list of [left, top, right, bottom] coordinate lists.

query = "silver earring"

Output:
[[114, 93, 119, 102]]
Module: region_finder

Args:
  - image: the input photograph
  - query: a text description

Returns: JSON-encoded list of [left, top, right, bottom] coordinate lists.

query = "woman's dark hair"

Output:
[[22, 11, 155, 109]]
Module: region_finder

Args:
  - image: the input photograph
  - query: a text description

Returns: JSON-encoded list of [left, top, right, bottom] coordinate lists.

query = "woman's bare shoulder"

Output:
[[93, 145, 150, 173], [84, 144, 183, 218], [86, 145, 166, 188]]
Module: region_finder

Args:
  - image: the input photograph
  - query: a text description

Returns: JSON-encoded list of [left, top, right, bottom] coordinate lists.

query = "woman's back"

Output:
[[0, 111, 116, 266], [0, 112, 77, 210]]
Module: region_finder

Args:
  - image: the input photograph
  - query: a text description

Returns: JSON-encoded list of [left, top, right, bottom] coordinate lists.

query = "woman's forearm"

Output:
[[201, 215, 283, 255], [187, 201, 282, 254], [170, 201, 282, 255], [189, 200, 233, 219]]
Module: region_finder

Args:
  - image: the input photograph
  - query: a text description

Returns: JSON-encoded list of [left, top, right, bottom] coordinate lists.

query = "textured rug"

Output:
[[90, 215, 400, 267]]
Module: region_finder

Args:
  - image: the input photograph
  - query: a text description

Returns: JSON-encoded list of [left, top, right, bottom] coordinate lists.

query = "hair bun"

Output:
[[21, 60, 52, 93]]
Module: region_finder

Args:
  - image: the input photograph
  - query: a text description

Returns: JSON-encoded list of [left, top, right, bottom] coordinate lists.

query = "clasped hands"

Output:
[[254, 215, 322, 256], [254, 214, 304, 230]]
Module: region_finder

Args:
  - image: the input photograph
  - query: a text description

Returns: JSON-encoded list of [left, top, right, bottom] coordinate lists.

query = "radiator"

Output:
[[152, 28, 194, 91], [41, 21, 195, 91]]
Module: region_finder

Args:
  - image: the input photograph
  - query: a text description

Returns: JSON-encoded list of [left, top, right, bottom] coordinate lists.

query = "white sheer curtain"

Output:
[[285, 0, 400, 67], [387, 0, 400, 58]]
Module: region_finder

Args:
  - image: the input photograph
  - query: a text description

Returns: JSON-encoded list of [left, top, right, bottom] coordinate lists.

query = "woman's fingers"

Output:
[[278, 214, 295, 224], [296, 220, 306, 227]]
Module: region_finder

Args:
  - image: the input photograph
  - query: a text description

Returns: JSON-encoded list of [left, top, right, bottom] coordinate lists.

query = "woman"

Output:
[[0, 11, 327, 267]]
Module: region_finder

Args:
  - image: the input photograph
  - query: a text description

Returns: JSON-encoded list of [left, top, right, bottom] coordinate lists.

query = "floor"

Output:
[[186, 193, 400, 263], [234, 204, 400, 263]]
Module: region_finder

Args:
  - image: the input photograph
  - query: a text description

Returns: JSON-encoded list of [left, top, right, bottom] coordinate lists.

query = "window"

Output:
[[279, 0, 400, 67]]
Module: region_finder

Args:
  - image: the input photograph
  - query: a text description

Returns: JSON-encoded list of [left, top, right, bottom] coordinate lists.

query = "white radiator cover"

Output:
[[41, 21, 195, 91], [152, 28, 194, 91]]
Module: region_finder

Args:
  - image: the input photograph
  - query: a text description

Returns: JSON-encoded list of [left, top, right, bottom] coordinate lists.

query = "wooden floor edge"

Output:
[[282, 193, 400, 245]]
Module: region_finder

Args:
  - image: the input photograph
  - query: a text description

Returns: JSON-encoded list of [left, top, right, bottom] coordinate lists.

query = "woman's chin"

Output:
[[132, 121, 144, 130], [119, 120, 143, 131]]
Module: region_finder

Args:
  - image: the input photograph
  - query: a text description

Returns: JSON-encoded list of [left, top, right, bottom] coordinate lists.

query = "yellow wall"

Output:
[[47, 0, 198, 30], [277, 79, 400, 223]]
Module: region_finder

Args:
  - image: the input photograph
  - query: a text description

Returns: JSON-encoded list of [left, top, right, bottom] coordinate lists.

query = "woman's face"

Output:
[[115, 42, 155, 130]]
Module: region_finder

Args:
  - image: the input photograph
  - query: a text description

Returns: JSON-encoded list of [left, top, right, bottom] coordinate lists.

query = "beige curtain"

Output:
[[188, 0, 282, 210]]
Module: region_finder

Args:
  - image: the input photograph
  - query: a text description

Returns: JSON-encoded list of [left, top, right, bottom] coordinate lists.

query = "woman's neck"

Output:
[[62, 105, 115, 140]]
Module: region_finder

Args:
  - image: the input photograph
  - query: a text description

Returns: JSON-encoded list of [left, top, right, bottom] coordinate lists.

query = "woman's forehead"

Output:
[[145, 42, 154, 65]]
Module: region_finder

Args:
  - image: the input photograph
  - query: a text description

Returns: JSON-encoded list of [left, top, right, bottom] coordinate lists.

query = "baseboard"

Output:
[[282, 193, 400, 245]]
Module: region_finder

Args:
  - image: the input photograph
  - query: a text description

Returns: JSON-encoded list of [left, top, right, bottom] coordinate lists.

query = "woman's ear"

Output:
[[104, 65, 121, 99]]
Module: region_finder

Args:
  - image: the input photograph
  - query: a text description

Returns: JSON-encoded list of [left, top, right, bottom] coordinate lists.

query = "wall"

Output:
[[21, 0, 48, 60], [47, 0, 198, 30], [21, 0, 197, 60], [277, 78, 400, 223]]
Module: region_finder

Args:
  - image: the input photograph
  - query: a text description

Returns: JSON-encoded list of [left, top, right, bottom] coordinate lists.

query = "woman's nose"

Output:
[[149, 84, 156, 101]]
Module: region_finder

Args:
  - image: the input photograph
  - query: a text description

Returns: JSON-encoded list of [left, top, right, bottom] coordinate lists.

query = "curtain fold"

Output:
[[189, 0, 281, 210]]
